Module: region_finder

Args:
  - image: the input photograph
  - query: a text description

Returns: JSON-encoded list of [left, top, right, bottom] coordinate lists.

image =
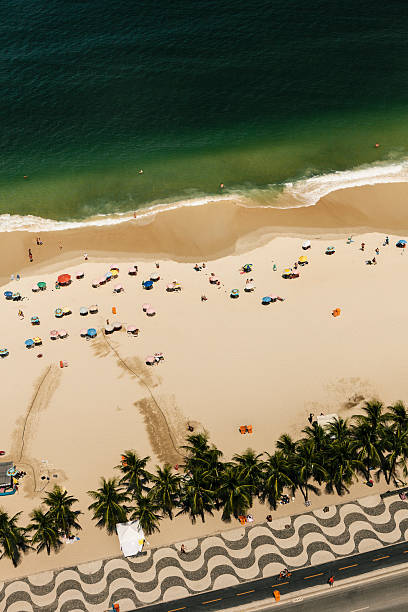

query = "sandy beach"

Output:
[[1, 181, 408, 581]]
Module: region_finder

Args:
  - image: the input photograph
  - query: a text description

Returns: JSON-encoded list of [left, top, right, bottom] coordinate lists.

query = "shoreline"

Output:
[[2, 181, 408, 285]]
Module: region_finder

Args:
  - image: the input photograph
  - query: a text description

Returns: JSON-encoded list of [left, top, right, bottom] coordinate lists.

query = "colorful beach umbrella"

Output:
[[25, 339, 34, 348], [76, 271, 84, 279], [114, 284, 123, 292], [31, 316, 40, 324], [143, 280, 153, 289], [33, 337, 42, 345], [113, 321, 122, 330], [262, 296, 272, 304], [150, 273, 160, 281], [55, 308, 63, 317], [104, 324, 114, 334], [80, 328, 88, 337], [62, 307, 71, 315], [146, 308, 156, 316], [126, 325, 137, 333], [142, 303, 151, 311], [230, 289, 239, 297], [12, 292, 21, 300], [299, 255, 308, 263], [145, 355, 155, 365], [57, 274, 71, 285], [0, 348, 9, 357], [105, 272, 112, 280], [50, 330, 58, 339], [87, 328, 97, 338], [89, 304, 98, 313], [37, 281, 46, 290], [58, 330, 68, 338], [244, 283, 255, 291], [302, 240, 311, 249], [4, 291, 12, 299]]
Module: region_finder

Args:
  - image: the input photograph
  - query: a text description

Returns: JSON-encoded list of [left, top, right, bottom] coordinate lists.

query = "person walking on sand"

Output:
[[28, 248, 33, 262], [375, 247, 379, 255], [361, 242, 365, 251], [18, 310, 24, 319], [308, 412, 314, 424], [180, 544, 186, 554]]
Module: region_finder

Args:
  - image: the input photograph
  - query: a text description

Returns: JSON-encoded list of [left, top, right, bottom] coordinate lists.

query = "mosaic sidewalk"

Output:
[[1, 494, 408, 612]]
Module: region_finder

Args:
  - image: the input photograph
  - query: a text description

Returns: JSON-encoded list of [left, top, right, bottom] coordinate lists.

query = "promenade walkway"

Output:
[[1, 493, 408, 611]]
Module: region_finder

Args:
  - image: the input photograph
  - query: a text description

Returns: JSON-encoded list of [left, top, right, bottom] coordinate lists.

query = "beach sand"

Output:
[[1, 182, 408, 581]]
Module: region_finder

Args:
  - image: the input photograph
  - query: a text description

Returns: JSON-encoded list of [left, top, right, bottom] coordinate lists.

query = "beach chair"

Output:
[[239, 426, 247, 435], [247, 425, 253, 434]]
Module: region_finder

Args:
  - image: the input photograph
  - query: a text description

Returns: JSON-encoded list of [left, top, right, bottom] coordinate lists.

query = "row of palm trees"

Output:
[[0, 486, 81, 567], [87, 400, 408, 536], [2, 400, 408, 566]]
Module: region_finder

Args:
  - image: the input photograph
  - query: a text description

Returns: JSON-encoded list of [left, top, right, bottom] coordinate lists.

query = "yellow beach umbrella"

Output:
[[299, 256, 308, 263], [283, 268, 291, 275], [111, 269, 119, 278], [62, 307, 71, 315]]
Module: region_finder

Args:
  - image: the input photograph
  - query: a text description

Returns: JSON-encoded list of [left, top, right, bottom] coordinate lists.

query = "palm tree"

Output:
[[326, 417, 350, 444], [232, 449, 264, 502], [0, 509, 31, 567], [302, 422, 329, 453], [117, 451, 152, 496], [177, 469, 214, 524], [88, 478, 130, 534], [352, 401, 387, 480], [323, 440, 365, 496], [385, 401, 408, 433], [28, 508, 63, 555], [377, 427, 408, 485], [131, 494, 162, 535], [149, 464, 181, 519], [42, 486, 81, 537], [197, 447, 226, 509], [292, 440, 327, 503], [276, 433, 298, 459], [261, 452, 294, 510], [218, 466, 253, 521]]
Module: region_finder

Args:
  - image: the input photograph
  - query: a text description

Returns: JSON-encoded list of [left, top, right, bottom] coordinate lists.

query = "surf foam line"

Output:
[[1, 159, 408, 232]]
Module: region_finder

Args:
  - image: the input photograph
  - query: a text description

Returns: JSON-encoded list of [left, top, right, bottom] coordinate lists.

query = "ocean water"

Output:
[[1, 0, 408, 228]]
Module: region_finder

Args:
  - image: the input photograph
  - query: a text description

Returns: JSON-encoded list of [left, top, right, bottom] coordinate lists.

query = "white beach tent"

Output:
[[116, 521, 145, 557], [302, 240, 311, 250], [316, 413, 338, 430]]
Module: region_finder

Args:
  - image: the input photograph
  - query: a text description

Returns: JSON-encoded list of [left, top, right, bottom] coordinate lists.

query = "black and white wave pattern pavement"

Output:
[[1, 494, 408, 612]]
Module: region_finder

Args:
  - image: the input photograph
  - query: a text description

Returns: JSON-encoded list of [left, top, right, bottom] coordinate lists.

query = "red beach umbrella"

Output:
[[58, 274, 71, 285]]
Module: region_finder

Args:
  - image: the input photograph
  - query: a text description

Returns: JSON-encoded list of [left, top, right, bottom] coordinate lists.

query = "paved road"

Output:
[[263, 571, 408, 611], [137, 541, 408, 611]]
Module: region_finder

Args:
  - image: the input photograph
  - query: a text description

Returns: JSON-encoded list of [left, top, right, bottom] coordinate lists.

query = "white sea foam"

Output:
[[280, 159, 408, 207], [1, 160, 408, 232]]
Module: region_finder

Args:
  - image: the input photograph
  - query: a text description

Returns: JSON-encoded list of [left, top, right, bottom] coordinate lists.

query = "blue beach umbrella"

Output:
[[25, 339, 34, 348], [262, 296, 272, 305], [230, 289, 239, 298], [4, 291, 12, 300], [143, 280, 153, 289], [396, 240, 407, 247], [87, 328, 97, 338]]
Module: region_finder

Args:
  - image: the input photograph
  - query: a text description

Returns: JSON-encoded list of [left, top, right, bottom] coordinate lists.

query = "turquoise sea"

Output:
[[1, 0, 408, 228]]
